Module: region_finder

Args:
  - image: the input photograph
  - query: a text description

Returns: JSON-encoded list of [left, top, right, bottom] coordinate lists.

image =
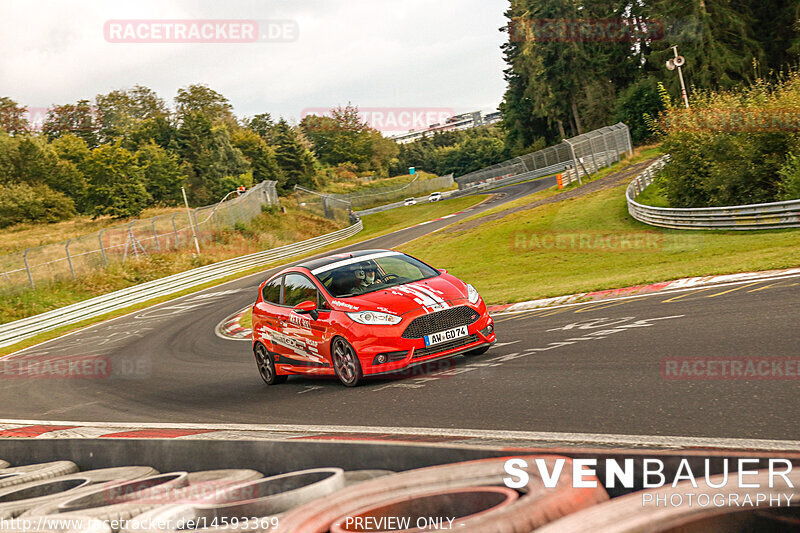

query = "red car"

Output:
[[251, 249, 496, 387]]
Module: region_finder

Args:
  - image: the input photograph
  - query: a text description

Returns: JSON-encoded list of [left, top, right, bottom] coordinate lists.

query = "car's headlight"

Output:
[[467, 284, 481, 304], [347, 311, 402, 325]]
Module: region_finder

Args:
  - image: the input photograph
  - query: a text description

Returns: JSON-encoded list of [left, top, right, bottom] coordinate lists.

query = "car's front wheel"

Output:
[[255, 343, 287, 385], [332, 338, 363, 387]]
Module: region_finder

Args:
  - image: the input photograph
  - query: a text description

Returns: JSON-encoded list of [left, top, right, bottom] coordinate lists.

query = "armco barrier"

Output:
[[627, 157, 800, 230], [0, 221, 363, 348]]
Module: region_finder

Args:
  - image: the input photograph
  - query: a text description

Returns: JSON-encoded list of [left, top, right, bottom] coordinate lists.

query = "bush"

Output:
[[655, 74, 800, 207], [0, 183, 76, 228], [778, 154, 800, 200]]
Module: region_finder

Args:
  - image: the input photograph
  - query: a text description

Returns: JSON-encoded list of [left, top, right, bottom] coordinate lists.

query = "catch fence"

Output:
[[0, 181, 280, 290], [456, 123, 632, 189]]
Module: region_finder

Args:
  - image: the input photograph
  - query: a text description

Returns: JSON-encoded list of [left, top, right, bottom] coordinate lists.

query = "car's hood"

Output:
[[329, 274, 469, 316]]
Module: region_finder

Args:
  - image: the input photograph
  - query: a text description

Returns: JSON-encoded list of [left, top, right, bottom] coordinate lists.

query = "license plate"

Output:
[[424, 325, 468, 347]]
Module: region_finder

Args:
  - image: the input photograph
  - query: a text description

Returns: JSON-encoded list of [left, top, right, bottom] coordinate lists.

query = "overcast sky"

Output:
[[1, 0, 510, 131]]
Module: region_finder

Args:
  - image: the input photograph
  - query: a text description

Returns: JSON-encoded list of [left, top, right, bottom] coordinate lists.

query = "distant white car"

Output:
[[404, 198, 417, 206], [428, 192, 443, 203]]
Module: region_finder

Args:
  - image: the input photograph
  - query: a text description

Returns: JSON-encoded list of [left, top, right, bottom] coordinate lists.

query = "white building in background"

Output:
[[389, 110, 502, 144]]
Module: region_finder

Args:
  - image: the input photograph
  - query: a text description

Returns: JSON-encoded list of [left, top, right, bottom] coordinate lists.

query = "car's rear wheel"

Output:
[[332, 338, 363, 387], [255, 343, 287, 385]]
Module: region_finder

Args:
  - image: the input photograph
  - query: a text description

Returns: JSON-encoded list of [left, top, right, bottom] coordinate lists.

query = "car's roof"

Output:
[[295, 249, 395, 272]]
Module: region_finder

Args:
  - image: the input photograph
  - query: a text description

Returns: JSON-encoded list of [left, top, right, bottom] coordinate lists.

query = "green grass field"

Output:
[[401, 178, 800, 305]]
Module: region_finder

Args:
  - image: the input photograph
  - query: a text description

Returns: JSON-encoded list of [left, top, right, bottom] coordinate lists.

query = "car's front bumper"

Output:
[[348, 300, 496, 376]]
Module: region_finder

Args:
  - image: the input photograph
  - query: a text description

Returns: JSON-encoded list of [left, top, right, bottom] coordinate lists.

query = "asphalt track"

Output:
[[2, 174, 799, 442]]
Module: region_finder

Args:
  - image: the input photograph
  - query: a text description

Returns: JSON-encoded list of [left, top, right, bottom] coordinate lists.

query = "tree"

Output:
[[9, 136, 88, 208], [135, 141, 186, 205], [175, 84, 234, 125], [246, 113, 276, 143], [273, 119, 317, 192], [231, 128, 282, 184], [125, 116, 178, 151], [95, 85, 169, 143], [644, 0, 763, 91], [0, 97, 29, 134], [613, 77, 665, 144], [42, 100, 100, 147], [83, 142, 151, 218], [177, 111, 252, 204]]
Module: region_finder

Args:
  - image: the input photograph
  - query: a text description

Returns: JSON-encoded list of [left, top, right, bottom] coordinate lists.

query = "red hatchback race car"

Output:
[[251, 249, 496, 386]]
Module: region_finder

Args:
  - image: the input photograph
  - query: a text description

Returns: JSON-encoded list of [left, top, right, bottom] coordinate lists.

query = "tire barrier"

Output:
[[5, 455, 790, 532], [0, 467, 157, 519], [276, 456, 609, 533], [121, 468, 346, 533], [23, 473, 190, 529], [0, 462, 79, 490], [535, 468, 800, 533]]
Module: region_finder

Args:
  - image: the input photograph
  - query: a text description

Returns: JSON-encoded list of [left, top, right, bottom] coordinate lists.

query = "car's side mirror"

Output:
[[438, 268, 448, 275], [294, 300, 319, 320]]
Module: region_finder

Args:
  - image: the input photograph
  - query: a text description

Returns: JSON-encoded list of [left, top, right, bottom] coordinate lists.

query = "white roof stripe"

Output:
[[310, 251, 403, 275]]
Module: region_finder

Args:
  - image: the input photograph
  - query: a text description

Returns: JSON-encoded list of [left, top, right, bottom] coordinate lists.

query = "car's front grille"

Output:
[[413, 335, 480, 359], [402, 306, 480, 339]]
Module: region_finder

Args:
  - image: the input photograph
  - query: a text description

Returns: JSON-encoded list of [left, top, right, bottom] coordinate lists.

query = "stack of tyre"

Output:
[[0, 457, 796, 532]]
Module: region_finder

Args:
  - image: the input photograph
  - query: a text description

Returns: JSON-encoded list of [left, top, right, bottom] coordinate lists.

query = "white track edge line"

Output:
[[0, 419, 798, 451]]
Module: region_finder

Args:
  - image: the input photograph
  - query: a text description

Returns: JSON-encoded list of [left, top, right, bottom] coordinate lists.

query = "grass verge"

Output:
[[400, 170, 800, 305]]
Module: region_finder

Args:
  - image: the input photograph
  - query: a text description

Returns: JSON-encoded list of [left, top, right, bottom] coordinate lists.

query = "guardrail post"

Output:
[[22, 248, 34, 289], [97, 229, 108, 267], [65, 239, 75, 279], [151, 217, 161, 252]]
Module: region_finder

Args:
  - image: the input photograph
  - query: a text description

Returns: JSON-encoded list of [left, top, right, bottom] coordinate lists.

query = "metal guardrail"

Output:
[[627, 156, 800, 230], [0, 221, 364, 348]]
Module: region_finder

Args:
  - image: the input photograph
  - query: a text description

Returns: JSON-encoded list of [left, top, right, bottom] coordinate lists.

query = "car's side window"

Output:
[[261, 276, 283, 304], [284, 274, 319, 308]]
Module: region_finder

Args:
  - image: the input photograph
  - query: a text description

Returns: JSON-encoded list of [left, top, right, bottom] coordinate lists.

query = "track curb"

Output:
[[486, 267, 800, 314]]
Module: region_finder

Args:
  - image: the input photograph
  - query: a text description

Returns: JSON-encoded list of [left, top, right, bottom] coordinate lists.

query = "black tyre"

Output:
[[466, 345, 491, 356], [332, 337, 363, 387], [255, 343, 287, 385]]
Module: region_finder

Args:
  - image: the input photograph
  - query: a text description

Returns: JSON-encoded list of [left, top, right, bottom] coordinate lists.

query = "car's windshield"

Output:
[[314, 253, 439, 298]]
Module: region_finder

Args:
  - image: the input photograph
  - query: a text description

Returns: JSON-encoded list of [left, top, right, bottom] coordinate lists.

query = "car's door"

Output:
[[253, 275, 284, 354], [281, 273, 333, 368]]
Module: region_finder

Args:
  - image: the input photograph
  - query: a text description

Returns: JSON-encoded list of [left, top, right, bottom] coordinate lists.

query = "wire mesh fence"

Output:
[[0, 181, 280, 290], [455, 123, 632, 189], [293, 186, 355, 225]]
